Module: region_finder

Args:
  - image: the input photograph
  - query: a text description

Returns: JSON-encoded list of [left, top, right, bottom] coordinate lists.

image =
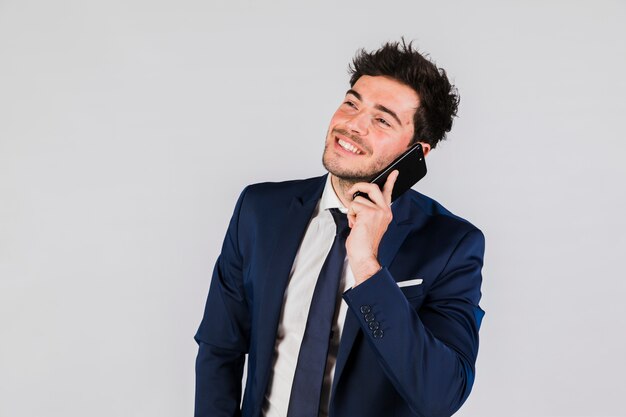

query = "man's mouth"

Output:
[[336, 137, 363, 155]]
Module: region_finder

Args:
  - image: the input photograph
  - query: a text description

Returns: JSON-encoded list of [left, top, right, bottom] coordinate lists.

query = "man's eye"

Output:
[[377, 118, 391, 127], [344, 101, 356, 108]]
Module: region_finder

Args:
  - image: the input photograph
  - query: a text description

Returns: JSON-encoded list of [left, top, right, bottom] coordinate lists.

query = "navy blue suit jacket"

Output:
[[195, 174, 485, 417]]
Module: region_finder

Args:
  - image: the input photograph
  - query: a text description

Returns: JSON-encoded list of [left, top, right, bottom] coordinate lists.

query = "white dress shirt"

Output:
[[263, 174, 354, 417]]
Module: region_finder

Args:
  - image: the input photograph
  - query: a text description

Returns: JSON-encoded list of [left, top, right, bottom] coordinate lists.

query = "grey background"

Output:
[[1, 0, 625, 416]]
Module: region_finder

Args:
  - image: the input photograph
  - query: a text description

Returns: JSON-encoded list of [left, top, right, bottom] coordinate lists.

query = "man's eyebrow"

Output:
[[346, 89, 362, 101], [345, 89, 402, 126], [375, 104, 402, 126]]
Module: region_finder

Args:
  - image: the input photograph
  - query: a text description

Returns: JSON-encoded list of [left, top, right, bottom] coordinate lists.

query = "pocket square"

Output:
[[397, 278, 423, 288]]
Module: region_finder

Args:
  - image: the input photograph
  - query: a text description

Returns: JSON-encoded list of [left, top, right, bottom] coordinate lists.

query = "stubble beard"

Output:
[[322, 141, 388, 189]]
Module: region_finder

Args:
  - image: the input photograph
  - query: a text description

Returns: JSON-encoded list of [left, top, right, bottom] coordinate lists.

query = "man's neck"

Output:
[[329, 174, 355, 208]]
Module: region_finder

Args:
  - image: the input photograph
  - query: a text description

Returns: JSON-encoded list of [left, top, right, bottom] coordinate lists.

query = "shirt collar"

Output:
[[319, 173, 348, 214]]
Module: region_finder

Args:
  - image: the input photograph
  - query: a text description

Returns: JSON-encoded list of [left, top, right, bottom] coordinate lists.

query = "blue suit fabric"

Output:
[[194, 174, 485, 417]]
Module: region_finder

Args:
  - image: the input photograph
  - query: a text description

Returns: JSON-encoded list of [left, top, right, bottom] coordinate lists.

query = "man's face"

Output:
[[322, 75, 426, 182]]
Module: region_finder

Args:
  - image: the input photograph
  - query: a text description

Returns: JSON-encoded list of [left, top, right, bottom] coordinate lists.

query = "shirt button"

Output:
[[360, 305, 371, 314]]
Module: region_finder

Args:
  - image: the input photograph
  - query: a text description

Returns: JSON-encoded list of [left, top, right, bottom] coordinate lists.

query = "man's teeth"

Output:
[[338, 138, 362, 154]]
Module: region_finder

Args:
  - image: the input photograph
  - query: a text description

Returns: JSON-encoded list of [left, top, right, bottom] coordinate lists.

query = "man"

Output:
[[195, 40, 485, 417]]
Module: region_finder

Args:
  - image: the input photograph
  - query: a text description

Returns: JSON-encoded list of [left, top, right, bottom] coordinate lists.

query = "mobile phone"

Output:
[[353, 143, 427, 203]]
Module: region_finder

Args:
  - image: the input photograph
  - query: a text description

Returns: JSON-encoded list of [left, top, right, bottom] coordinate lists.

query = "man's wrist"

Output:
[[352, 258, 382, 287]]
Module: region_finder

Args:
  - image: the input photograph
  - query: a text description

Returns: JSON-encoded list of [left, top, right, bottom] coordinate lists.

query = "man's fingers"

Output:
[[348, 196, 374, 218], [348, 170, 399, 207], [382, 170, 399, 205], [349, 182, 387, 207]]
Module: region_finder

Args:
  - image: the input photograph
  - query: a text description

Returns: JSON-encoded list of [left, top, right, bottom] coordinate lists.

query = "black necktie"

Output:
[[287, 208, 350, 417]]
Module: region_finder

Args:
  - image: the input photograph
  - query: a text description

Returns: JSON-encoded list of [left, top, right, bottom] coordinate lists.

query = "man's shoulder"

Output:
[[400, 189, 482, 237], [237, 174, 326, 209], [245, 175, 325, 195]]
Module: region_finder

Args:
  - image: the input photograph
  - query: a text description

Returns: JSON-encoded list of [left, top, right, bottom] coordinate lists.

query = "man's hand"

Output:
[[345, 170, 399, 286]]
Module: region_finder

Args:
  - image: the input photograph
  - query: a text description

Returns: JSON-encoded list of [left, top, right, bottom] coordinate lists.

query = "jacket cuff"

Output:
[[342, 267, 407, 341]]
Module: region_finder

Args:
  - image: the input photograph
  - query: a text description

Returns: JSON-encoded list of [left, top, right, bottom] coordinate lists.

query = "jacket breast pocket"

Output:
[[399, 282, 425, 299]]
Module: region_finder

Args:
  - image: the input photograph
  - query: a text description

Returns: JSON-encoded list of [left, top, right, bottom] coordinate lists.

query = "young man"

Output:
[[195, 40, 485, 417]]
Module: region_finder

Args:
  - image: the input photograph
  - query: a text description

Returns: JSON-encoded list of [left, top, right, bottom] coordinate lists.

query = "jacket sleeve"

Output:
[[342, 228, 485, 417], [194, 187, 251, 417]]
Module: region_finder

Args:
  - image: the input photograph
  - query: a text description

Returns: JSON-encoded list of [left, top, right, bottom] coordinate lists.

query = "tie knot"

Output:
[[329, 208, 350, 237]]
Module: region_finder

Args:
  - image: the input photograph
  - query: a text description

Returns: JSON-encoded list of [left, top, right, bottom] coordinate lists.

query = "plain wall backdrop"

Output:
[[1, 0, 625, 416]]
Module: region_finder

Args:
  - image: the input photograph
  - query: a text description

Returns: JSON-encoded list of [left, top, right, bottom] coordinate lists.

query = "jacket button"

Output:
[[364, 313, 375, 322], [368, 321, 380, 331], [360, 305, 371, 314], [373, 329, 384, 339]]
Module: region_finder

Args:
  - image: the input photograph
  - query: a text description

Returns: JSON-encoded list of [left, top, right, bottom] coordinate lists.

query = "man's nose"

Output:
[[345, 111, 369, 135]]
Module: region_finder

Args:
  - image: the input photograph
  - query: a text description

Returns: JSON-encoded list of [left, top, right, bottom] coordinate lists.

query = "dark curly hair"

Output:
[[349, 39, 459, 149]]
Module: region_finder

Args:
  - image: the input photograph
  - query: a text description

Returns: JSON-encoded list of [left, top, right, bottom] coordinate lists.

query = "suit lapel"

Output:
[[378, 195, 416, 268], [253, 175, 326, 409], [330, 308, 359, 397]]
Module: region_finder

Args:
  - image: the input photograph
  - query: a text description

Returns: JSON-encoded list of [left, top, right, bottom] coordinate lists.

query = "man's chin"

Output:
[[330, 172, 372, 183], [323, 161, 373, 183]]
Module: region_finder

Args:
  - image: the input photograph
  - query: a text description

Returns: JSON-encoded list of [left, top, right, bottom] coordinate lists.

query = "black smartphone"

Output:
[[353, 143, 427, 203]]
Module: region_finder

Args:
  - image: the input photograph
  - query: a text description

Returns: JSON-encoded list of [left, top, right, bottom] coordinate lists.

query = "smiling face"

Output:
[[322, 75, 429, 185]]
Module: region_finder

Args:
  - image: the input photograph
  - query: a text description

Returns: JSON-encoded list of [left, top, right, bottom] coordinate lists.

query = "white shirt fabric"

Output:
[[263, 174, 355, 417]]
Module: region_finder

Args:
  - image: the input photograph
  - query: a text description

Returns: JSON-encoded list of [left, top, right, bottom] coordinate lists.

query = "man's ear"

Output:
[[419, 142, 431, 157]]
